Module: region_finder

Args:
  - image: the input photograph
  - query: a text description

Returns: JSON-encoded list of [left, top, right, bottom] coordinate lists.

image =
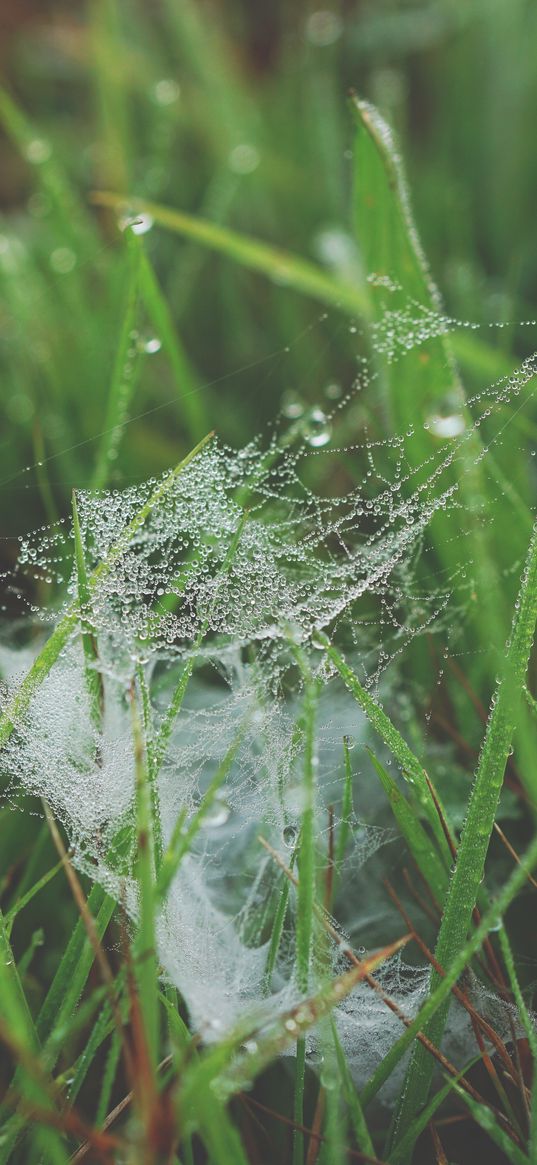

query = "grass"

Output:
[[1, 3, 537, 1163]]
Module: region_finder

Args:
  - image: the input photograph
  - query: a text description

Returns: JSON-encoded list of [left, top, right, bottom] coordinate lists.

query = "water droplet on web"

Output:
[[425, 397, 466, 439], [119, 211, 154, 236], [203, 797, 231, 828], [283, 824, 298, 847], [281, 391, 305, 419], [25, 138, 52, 164], [324, 381, 342, 400], [306, 9, 343, 46], [153, 79, 180, 106], [228, 144, 260, 175], [50, 247, 77, 275], [304, 407, 331, 447]]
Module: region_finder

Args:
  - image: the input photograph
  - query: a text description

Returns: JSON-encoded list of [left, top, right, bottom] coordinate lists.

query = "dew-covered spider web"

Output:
[[1, 283, 536, 1099]]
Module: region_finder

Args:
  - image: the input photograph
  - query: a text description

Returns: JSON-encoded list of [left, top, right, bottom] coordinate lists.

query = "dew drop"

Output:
[[25, 138, 52, 164], [306, 10, 343, 46], [137, 335, 162, 355], [281, 391, 305, 419], [119, 211, 154, 236], [153, 79, 180, 106], [50, 247, 77, 275], [203, 796, 231, 828], [283, 824, 298, 847], [425, 397, 466, 439], [228, 144, 260, 175], [304, 407, 331, 447]]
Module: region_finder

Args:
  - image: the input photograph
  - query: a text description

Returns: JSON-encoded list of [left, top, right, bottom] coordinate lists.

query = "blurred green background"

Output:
[[1, 0, 536, 551]]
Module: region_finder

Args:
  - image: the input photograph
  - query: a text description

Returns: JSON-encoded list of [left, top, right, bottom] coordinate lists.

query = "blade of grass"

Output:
[[92, 231, 142, 489], [313, 631, 452, 865], [392, 518, 537, 1157], [135, 240, 208, 441], [330, 1017, 375, 1160], [130, 683, 159, 1074], [91, 191, 369, 317], [388, 1056, 483, 1165], [497, 925, 537, 1163], [449, 1081, 529, 1165], [72, 491, 103, 727], [152, 507, 249, 776], [334, 736, 354, 872], [156, 722, 246, 903], [291, 650, 320, 1165], [366, 747, 448, 904], [3, 860, 63, 937]]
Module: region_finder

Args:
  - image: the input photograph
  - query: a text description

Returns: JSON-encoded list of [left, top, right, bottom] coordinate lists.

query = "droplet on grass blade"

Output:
[[119, 211, 154, 236]]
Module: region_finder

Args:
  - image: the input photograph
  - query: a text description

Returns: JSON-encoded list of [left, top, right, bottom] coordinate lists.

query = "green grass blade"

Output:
[[330, 1017, 375, 1158], [92, 191, 368, 317], [3, 861, 63, 937], [95, 1030, 123, 1128], [92, 233, 142, 489], [334, 735, 354, 872], [366, 747, 448, 903], [388, 1057, 482, 1165], [0, 907, 40, 1052], [0, 432, 214, 750], [72, 491, 103, 727], [292, 658, 319, 1165], [449, 1082, 530, 1165], [131, 685, 159, 1073], [314, 632, 452, 864], [497, 925, 537, 1164], [360, 828, 537, 1108], [136, 242, 208, 442], [392, 518, 537, 1156], [351, 95, 530, 659], [156, 725, 245, 903], [37, 884, 115, 1045]]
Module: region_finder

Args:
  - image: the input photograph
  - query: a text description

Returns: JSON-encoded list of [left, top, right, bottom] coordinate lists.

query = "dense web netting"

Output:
[[1, 288, 536, 1095]]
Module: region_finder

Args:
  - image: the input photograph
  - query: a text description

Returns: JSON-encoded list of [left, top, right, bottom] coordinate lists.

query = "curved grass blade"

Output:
[[392, 518, 537, 1157], [92, 191, 369, 317], [366, 747, 448, 904], [449, 1081, 530, 1165], [313, 632, 452, 866]]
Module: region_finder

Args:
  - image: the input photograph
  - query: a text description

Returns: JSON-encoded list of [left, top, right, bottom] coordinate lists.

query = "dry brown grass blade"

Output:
[[69, 1054, 173, 1163], [240, 1094, 387, 1164], [42, 800, 135, 1083], [429, 1120, 448, 1165], [383, 880, 516, 1080]]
